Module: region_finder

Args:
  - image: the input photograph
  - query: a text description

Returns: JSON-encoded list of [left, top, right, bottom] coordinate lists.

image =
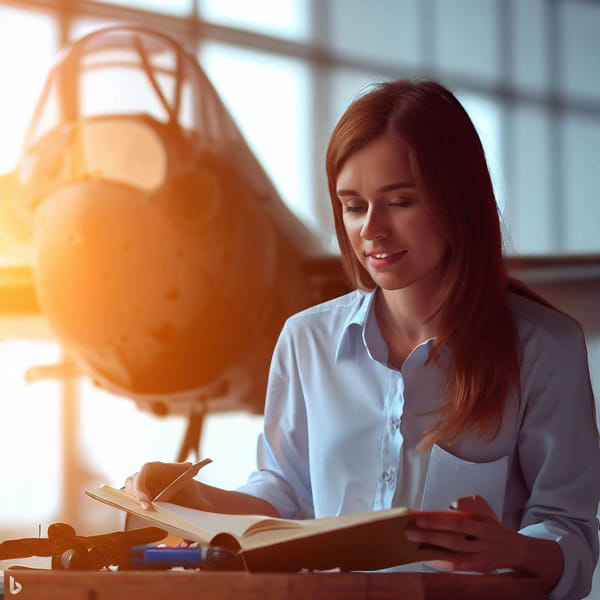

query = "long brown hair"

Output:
[[326, 80, 554, 448]]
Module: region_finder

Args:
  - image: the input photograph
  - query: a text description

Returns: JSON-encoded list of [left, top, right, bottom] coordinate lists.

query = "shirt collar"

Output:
[[335, 288, 388, 363], [335, 288, 445, 369]]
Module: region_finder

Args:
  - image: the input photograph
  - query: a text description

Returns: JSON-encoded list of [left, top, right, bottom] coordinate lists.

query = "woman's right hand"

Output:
[[124, 461, 207, 511], [123, 461, 278, 517]]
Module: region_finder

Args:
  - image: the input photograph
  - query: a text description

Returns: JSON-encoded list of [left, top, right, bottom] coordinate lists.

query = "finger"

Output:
[[137, 461, 194, 509], [412, 515, 484, 538], [122, 470, 154, 511], [405, 527, 481, 553], [135, 463, 161, 510], [451, 495, 497, 520], [124, 475, 136, 495]]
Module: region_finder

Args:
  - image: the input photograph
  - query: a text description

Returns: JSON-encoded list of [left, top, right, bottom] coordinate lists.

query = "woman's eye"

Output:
[[390, 198, 412, 207], [344, 205, 365, 213]]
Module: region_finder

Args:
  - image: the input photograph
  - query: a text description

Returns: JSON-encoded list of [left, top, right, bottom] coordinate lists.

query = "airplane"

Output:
[[0, 25, 349, 461], [0, 25, 596, 464]]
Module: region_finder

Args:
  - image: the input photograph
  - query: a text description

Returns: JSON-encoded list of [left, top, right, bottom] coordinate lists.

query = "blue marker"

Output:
[[128, 546, 242, 570]]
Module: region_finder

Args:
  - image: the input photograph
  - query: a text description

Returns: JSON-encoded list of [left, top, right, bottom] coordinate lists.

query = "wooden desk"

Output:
[[4, 570, 545, 600]]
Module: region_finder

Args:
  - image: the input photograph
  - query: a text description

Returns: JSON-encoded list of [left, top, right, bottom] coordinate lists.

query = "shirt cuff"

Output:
[[519, 522, 577, 600], [236, 469, 307, 520]]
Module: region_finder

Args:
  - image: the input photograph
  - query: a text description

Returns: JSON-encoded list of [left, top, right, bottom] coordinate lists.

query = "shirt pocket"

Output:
[[420, 444, 509, 520]]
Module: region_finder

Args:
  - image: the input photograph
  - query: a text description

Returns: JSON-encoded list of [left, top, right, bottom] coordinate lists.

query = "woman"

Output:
[[126, 81, 599, 599]]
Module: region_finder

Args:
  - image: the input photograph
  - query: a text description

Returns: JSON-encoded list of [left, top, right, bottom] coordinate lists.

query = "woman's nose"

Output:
[[360, 207, 387, 241]]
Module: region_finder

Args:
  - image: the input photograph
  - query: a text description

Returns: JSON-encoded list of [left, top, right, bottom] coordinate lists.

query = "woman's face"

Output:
[[336, 133, 448, 294]]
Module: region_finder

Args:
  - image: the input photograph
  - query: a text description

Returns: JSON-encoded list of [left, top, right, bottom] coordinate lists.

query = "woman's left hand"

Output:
[[405, 494, 527, 573]]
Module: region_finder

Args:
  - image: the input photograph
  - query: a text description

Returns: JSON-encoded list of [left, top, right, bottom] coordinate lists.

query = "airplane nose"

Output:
[[31, 178, 250, 394]]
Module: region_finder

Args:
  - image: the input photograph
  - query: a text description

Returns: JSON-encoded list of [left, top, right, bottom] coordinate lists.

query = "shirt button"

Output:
[[382, 469, 396, 484]]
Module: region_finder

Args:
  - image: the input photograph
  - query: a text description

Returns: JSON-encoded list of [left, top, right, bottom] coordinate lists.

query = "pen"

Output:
[[152, 458, 213, 503]]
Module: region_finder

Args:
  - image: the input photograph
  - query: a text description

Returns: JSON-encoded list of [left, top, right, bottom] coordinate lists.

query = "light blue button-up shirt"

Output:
[[237, 288, 600, 599]]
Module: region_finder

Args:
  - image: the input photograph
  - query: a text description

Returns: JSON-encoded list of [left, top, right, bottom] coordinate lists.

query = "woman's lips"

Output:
[[366, 250, 407, 268]]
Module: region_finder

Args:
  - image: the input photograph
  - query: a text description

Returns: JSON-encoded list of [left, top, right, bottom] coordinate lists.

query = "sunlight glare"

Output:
[[0, 8, 57, 174], [0, 341, 61, 523]]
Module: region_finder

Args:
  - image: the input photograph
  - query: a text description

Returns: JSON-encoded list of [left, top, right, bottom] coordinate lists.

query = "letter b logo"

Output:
[[9, 576, 22, 595]]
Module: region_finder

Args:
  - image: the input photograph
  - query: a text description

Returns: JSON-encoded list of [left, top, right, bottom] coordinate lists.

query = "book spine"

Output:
[[208, 532, 243, 554]]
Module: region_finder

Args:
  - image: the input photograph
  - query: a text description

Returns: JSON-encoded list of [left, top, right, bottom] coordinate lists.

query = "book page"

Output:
[[242, 518, 304, 537], [85, 486, 219, 543], [238, 506, 413, 549], [159, 503, 300, 539], [85, 485, 303, 542]]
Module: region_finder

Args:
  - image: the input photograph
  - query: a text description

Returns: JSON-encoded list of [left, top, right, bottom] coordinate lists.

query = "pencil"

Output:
[[151, 458, 213, 503]]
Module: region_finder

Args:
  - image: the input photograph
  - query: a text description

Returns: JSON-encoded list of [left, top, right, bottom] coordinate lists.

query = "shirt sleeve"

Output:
[[517, 323, 600, 600], [236, 321, 314, 519]]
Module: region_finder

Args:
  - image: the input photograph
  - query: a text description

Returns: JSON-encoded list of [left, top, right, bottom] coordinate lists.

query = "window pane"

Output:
[[456, 93, 505, 213], [79, 381, 186, 487], [589, 336, 600, 430], [323, 0, 419, 68], [80, 388, 262, 495], [103, 0, 192, 16], [200, 42, 314, 228], [199, 0, 309, 41], [560, 1, 600, 101], [0, 8, 57, 173], [433, 0, 500, 83], [562, 114, 600, 253], [512, 0, 549, 94], [506, 105, 553, 255], [0, 341, 61, 526], [199, 412, 264, 489]]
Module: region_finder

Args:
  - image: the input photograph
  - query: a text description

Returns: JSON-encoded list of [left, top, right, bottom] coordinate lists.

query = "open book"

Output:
[[86, 486, 455, 572]]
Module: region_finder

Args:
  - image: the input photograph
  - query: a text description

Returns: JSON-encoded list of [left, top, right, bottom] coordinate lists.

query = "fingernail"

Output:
[[140, 500, 150, 510]]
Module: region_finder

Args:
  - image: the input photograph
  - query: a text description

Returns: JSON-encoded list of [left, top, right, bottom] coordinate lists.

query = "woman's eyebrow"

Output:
[[336, 189, 361, 198], [376, 181, 415, 193], [337, 181, 415, 197]]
